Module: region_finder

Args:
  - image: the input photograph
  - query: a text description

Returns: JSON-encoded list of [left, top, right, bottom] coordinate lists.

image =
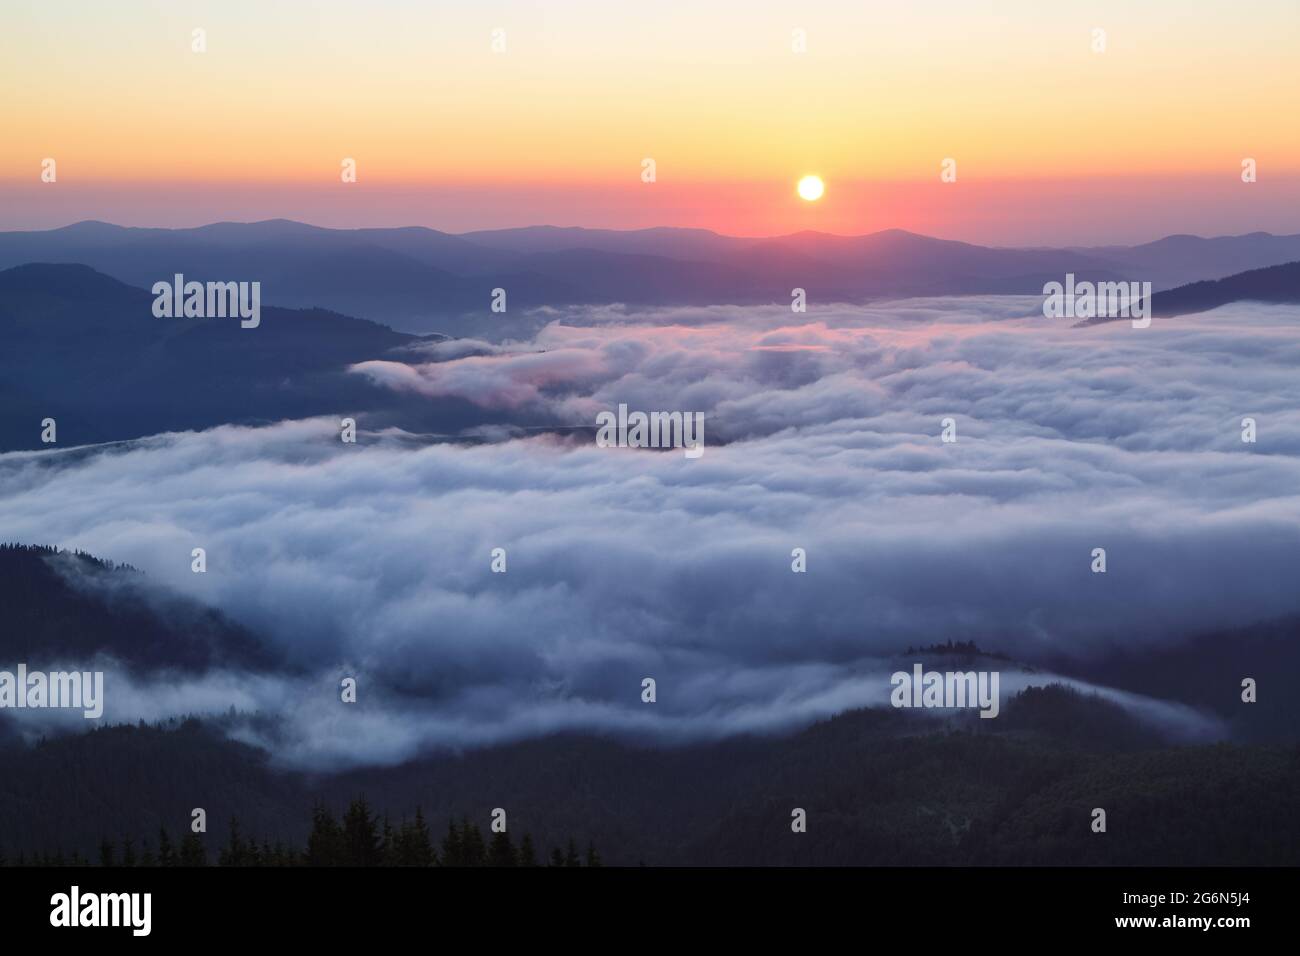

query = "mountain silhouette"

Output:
[[0, 544, 274, 672], [1079, 259, 1300, 325], [6, 221, 1300, 333], [0, 263, 506, 450]]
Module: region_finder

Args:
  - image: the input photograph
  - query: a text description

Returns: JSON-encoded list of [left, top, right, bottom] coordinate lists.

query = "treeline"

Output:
[[0, 541, 139, 573], [902, 639, 1011, 661], [0, 798, 600, 868], [0, 542, 271, 670]]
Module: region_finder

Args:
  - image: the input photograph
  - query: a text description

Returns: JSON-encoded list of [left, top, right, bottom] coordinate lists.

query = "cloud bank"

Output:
[[2, 298, 1297, 767]]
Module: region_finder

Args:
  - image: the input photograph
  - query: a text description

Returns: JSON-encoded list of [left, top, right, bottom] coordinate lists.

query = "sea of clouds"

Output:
[[2, 297, 1297, 767]]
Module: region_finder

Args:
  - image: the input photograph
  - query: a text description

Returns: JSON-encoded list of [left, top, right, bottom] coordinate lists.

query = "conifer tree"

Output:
[[343, 798, 381, 866], [157, 827, 175, 867], [489, 830, 517, 867], [518, 834, 538, 868], [4, 799, 602, 870], [220, 816, 246, 866], [460, 818, 487, 867], [440, 819, 463, 867], [406, 807, 434, 866], [307, 804, 344, 867], [178, 832, 207, 866], [380, 814, 397, 866]]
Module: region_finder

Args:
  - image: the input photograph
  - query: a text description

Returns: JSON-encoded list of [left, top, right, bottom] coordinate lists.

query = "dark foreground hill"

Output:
[[2, 695, 1297, 866], [3, 543, 1296, 865]]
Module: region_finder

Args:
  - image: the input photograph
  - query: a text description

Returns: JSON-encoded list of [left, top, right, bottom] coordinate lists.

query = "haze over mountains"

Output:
[[2, 545, 1297, 865], [4, 222, 1299, 867], [4, 250, 1300, 450], [7, 288, 1298, 752], [5, 220, 1300, 334]]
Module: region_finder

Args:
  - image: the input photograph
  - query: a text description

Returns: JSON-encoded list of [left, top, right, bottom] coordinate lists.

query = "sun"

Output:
[[797, 175, 825, 201]]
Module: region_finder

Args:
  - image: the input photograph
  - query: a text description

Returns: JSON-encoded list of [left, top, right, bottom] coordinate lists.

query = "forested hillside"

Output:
[[3, 694, 1297, 866]]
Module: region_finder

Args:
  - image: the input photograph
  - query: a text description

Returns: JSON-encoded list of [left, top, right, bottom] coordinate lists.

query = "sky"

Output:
[[2, 0, 1299, 243], [2, 298, 1298, 766]]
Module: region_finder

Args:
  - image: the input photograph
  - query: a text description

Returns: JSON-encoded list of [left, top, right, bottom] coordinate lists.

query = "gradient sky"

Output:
[[2, 0, 1299, 243]]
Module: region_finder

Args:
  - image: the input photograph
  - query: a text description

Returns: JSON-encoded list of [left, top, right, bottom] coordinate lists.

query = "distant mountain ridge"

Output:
[[1148, 259, 1300, 316], [1079, 259, 1300, 325], [5, 220, 1300, 333]]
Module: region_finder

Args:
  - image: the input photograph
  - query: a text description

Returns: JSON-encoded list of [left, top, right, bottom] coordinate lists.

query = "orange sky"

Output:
[[2, 0, 1298, 242]]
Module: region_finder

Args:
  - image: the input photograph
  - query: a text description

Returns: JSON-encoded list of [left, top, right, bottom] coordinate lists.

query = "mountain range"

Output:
[[4, 244, 1299, 450], [5, 220, 1300, 334]]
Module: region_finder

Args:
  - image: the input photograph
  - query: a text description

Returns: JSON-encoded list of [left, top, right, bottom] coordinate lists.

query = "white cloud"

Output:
[[2, 298, 1297, 766]]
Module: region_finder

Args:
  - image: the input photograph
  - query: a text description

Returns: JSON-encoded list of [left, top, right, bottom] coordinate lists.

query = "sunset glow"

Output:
[[1, 0, 1299, 242]]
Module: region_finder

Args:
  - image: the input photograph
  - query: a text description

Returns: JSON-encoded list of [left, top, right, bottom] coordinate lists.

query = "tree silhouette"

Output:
[[395, 808, 435, 866], [157, 827, 175, 867], [0, 797, 599, 868], [219, 816, 248, 867], [459, 819, 487, 867], [342, 798, 381, 867], [488, 830, 517, 867], [178, 831, 207, 867], [307, 804, 344, 867], [440, 819, 463, 867], [518, 834, 538, 868]]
